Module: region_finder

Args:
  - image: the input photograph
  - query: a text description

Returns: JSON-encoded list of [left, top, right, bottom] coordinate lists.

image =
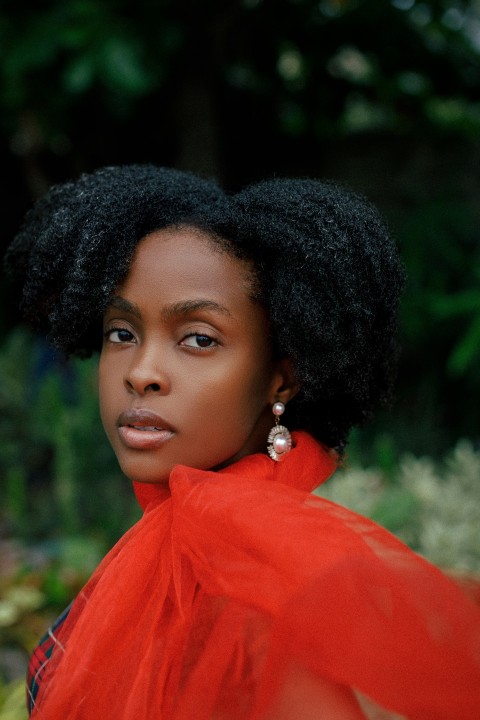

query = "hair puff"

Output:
[[5, 165, 404, 450]]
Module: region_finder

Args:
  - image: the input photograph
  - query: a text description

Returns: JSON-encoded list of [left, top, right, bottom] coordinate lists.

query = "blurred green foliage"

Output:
[[1, 0, 480, 133], [317, 439, 480, 572], [0, 328, 139, 544], [0, 679, 27, 720], [1, 0, 480, 188]]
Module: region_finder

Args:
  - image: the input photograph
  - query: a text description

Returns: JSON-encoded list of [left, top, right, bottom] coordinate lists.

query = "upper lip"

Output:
[[117, 408, 174, 431]]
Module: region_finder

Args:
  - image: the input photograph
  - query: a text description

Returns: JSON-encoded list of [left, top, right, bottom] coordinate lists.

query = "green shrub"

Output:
[[316, 441, 480, 572], [0, 327, 139, 545]]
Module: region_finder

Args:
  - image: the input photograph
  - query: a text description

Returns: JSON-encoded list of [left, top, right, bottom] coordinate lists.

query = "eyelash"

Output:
[[103, 327, 135, 344], [180, 332, 218, 350], [103, 327, 218, 350]]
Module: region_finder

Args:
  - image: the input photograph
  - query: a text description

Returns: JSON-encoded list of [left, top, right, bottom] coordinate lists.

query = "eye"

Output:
[[104, 327, 135, 344], [180, 333, 218, 349]]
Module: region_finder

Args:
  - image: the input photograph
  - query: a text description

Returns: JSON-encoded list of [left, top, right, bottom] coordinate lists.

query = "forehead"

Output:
[[117, 226, 258, 310]]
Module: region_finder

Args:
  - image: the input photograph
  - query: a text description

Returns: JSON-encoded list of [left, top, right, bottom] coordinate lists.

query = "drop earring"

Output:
[[267, 401, 292, 462]]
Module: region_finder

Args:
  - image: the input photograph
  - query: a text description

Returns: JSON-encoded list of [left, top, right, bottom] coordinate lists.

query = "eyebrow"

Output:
[[162, 299, 232, 320], [106, 296, 231, 320], [107, 296, 141, 318]]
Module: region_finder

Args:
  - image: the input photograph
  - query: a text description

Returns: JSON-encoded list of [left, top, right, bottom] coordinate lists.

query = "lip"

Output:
[[117, 409, 175, 450]]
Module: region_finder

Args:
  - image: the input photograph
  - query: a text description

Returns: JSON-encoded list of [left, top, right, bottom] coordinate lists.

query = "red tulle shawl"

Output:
[[32, 432, 480, 719]]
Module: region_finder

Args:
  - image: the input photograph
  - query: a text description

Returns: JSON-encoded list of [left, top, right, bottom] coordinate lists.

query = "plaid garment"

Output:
[[27, 604, 72, 715]]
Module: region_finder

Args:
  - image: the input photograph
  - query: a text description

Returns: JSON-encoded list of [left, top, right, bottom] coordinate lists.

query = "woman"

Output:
[[6, 165, 480, 719]]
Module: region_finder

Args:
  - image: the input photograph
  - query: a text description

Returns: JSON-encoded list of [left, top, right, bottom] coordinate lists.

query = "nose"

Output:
[[124, 345, 170, 396]]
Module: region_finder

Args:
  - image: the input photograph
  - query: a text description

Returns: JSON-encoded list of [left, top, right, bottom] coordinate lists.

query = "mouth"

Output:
[[117, 409, 175, 450], [128, 425, 164, 432]]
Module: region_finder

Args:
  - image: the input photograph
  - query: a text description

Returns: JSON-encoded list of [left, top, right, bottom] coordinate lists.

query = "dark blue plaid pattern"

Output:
[[26, 604, 71, 715]]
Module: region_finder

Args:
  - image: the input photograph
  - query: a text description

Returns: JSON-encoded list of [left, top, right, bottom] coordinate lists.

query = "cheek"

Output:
[[98, 356, 119, 427], [195, 351, 273, 425]]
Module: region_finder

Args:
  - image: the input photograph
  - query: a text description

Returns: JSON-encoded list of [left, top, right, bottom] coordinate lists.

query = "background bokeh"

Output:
[[1, 1, 480, 714]]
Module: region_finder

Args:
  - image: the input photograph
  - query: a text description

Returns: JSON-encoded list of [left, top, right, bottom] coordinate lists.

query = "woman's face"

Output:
[[99, 227, 287, 484]]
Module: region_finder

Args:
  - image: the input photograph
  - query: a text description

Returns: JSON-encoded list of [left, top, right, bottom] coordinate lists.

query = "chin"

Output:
[[119, 458, 172, 485]]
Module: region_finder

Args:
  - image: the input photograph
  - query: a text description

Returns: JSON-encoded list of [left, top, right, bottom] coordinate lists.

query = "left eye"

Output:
[[104, 328, 135, 343], [181, 334, 217, 349]]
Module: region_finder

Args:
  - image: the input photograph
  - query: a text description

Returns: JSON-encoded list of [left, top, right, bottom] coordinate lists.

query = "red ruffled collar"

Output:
[[132, 431, 337, 511], [31, 430, 480, 719]]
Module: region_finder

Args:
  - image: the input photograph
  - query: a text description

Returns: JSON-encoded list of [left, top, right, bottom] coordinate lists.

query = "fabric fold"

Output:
[[30, 432, 480, 719]]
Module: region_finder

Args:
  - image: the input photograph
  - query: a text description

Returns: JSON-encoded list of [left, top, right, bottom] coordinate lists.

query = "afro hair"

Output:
[[5, 164, 404, 450]]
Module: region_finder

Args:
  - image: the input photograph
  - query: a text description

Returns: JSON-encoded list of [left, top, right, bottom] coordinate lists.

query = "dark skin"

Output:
[[99, 226, 299, 485]]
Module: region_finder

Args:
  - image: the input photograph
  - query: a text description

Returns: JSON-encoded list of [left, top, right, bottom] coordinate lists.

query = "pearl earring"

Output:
[[267, 401, 292, 462]]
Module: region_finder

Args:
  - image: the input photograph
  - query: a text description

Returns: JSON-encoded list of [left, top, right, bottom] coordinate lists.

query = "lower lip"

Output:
[[118, 426, 175, 450]]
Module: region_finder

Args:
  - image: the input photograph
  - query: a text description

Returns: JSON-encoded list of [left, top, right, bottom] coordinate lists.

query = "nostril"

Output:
[[146, 383, 161, 392]]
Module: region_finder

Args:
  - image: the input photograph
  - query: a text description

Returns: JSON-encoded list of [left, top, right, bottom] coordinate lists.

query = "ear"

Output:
[[268, 358, 301, 406]]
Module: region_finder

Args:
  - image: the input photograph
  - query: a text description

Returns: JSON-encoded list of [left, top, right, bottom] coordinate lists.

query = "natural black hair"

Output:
[[5, 164, 404, 451]]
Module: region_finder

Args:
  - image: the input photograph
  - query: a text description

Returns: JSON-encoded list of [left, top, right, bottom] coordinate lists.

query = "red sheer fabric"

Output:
[[31, 433, 480, 719]]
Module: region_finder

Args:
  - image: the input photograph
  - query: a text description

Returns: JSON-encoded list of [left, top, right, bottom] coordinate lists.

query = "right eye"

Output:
[[104, 327, 135, 344]]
